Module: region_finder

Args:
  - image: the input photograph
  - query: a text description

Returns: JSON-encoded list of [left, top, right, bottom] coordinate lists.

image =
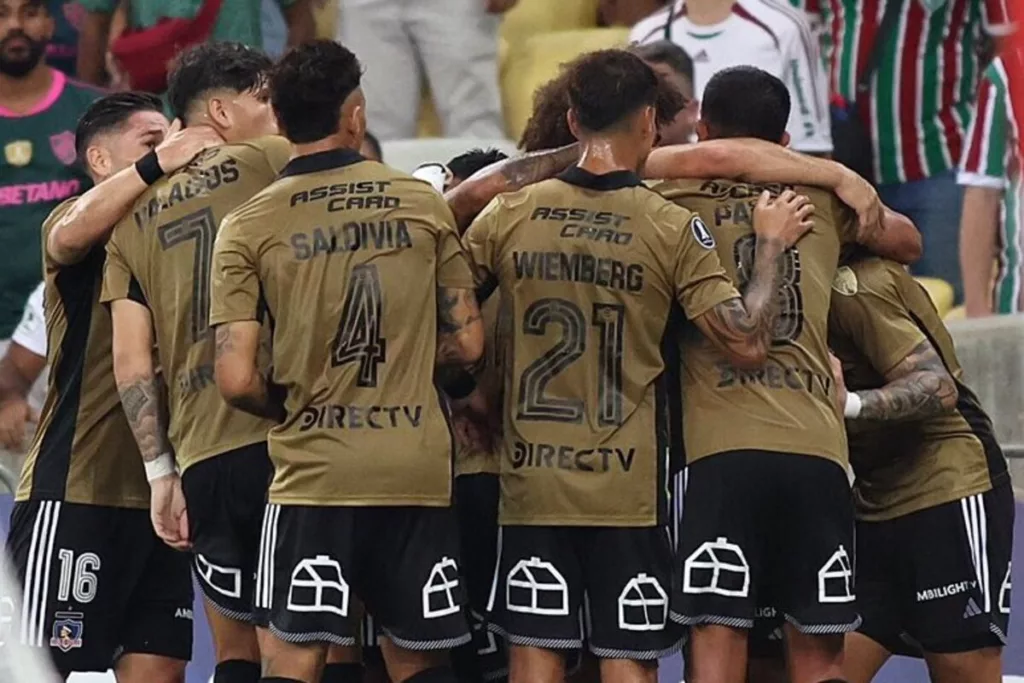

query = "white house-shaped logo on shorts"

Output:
[[195, 553, 242, 599], [507, 557, 569, 616], [818, 546, 854, 603], [422, 557, 461, 619], [618, 573, 668, 631], [998, 562, 1011, 614], [683, 537, 750, 597], [287, 555, 350, 616]]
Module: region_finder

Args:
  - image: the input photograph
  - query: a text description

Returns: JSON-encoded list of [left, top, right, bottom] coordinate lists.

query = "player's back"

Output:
[[466, 168, 737, 527], [214, 149, 472, 507], [103, 136, 291, 471], [828, 257, 1008, 519], [654, 178, 857, 468]]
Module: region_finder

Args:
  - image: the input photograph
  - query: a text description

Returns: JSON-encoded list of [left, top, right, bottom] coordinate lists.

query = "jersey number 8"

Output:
[[516, 298, 625, 427], [733, 234, 804, 344]]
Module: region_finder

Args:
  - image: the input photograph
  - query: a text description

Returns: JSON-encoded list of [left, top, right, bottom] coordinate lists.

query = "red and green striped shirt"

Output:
[[959, 50, 1023, 312], [820, 0, 1013, 185]]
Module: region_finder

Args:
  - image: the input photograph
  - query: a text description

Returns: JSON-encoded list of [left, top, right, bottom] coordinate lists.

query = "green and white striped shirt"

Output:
[[959, 52, 1023, 313], [820, 0, 1013, 185]]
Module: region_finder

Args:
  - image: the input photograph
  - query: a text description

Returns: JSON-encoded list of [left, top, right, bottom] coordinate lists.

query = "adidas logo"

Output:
[[693, 49, 710, 62], [963, 597, 983, 619]]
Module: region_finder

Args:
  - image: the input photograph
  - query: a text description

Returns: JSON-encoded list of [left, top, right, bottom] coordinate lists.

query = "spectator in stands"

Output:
[[361, 129, 383, 161], [630, 0, 831, 156], [336, 0, 511, 140], [0, 0, 99, 347], [958, 46, 1022, 316], [632, 40, 698, 144], [45, 0, 82, 74], [599, 0, 668, 27], [0, 282, 46, 457], [75, 0, 316, 88], [817, 0, 1015, 302]]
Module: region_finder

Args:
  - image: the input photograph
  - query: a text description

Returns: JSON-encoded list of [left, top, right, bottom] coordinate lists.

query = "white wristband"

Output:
[[145, 453, 176, 482], [843, 392, 863, 419]]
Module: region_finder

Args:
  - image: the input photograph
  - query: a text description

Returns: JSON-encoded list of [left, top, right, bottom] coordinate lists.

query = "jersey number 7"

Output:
[[516, 297, 625, 427], [157, 208, 216, 343]]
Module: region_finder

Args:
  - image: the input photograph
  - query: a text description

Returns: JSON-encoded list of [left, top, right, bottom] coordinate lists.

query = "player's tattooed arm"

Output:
[[445, 144, 579, 232], [847, 340, 959, 421], [436, 287, 486, 367], [214, 323, 285, 422], [693, 191, 814, 368], [110, 299, 173, 463]]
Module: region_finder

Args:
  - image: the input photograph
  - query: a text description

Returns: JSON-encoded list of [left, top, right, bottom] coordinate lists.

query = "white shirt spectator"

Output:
[[8, 281, 48, 411], [631, 0, 831, 154]]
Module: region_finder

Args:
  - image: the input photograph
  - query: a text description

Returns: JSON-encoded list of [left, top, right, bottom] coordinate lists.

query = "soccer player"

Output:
[[653, 67, 921, 683], [210, 40, 482, 683], [463, 49, 813, 683], [630, 40, 698, 145], [98, 42, 336, 683], [0, 0, 100, 351], [4, 90, 220, 680], [828, 255, 1013, 683]]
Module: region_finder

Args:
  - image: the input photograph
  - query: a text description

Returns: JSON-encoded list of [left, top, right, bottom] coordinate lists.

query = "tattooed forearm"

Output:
[[225, 379, 286, 423], [447, 144, 579, 231], [117, 373, 173, 463], [698, 237, 786, 365], [437, 287, 483, 366], [855, 341, 959, 421], [215, 325, 235, 361]]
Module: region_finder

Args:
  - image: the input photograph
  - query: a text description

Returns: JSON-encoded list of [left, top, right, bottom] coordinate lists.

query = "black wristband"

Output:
[[442, 370, 477, 400], [134, 149, 164, 186]]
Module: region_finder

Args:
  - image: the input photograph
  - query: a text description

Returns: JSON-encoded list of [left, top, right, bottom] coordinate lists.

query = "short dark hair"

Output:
[[271, 39, 363, 144], [630, 40, 694, 90], [701, 66, 791, 142], [447, 148, 509, 181], [167, 41, 273, 122], [566, 49, 684, 133], [363, 131, 383, 161], [74, 91, 164, 165]]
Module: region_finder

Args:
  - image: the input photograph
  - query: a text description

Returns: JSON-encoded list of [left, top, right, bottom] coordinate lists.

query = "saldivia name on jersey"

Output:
[[283, 178, 422, 435], [513, 206, 644, 293]]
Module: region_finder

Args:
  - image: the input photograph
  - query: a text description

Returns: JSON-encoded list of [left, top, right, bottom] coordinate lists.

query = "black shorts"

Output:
[[673, 450, 859, 635], [255, 504, 471, 650], [856, 482, 1015, 654], [454, 473, 507, 682], [181, 442, 271, 623], [5, 499, 193, 674], [486, 524, 681, 660]]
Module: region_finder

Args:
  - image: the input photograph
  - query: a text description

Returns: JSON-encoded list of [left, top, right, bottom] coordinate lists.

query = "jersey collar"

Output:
[[280, 147, 365, 178], [557, 166, 644, 191]]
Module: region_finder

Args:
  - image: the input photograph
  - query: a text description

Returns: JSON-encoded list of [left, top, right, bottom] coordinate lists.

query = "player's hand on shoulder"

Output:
[[753, 189, 815, 249], [835, 170, 883, 242], [149, 472, 191, 551], [0, 398, 36, 451], [155, 119, 225, 174]]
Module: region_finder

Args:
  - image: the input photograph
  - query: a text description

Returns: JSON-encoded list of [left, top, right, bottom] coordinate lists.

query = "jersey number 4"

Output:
[[331, 264, 386, 387], [158, 208, 216, 342], [734, 234, 804, 344], [516, 298, 625, 426]]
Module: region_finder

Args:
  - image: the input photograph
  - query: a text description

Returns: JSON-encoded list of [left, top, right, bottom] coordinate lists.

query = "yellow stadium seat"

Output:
[[315, 0, 338, 39], [944, 305, 966, 322], [417, 91, 443, 138], [500, 0, 601, 47], [915, 277, 955, 318], [502, 27, 631, 141]]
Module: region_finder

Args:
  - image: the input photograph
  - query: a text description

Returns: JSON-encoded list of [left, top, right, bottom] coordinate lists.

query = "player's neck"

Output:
[[576, 138, 642, 176], [685, 0, 734, 25], [291, 134, 357, 159], [0, 64, 54, 115]]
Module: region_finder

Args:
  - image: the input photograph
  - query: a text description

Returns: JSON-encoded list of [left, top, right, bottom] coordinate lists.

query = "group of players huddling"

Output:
[[0, 19, 1013, 683]]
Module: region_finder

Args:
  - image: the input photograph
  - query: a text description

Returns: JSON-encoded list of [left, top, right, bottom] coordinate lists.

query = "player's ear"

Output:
[[207, 97, 231, 130], [85, 145, 110, 178], [780, 131, 791, 148], [566, 108, 581, 140], [695, 119, 710, 142]]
